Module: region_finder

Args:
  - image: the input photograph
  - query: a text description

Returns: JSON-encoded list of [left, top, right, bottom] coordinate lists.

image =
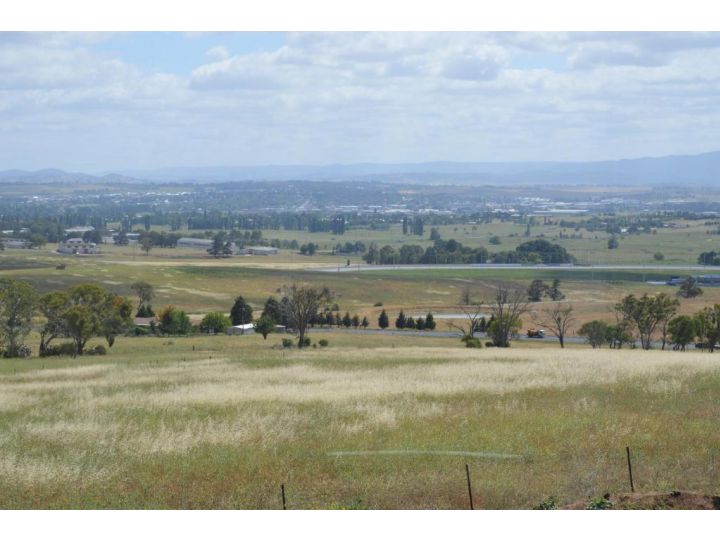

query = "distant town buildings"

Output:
[[1, 238, 31, 249], [177, 238, 277, 256], [57, 238, 99, 255]]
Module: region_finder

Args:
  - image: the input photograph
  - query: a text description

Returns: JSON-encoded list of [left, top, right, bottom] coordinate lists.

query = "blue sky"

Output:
[[1, 32, 720, 172], [93, 33, 286, 76]]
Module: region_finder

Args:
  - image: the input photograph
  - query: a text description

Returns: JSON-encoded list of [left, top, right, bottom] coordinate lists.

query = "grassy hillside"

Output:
[[0, 335, 718, 509]]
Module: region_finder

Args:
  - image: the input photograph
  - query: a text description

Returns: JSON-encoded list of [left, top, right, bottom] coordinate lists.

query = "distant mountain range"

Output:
[[1, 151, 719, 186]]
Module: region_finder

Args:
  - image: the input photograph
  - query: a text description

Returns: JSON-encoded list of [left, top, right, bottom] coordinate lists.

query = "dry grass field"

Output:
[[1, 333, 719, 509]]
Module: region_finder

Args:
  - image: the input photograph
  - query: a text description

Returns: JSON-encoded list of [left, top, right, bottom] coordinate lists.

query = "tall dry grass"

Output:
[[0, 344, 719, 508]]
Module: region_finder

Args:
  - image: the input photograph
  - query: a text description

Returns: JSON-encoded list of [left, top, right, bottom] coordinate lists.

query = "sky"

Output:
[[1, 31, 720, 172]]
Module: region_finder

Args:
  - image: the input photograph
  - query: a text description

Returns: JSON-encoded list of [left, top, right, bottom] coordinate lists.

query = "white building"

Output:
[[178, 237, 240, 253], [177, 237, 214, 250], [1, 238, 31, 249], [64, 226, 95, 235], [57, 238, 99, 255], [226, 323, 255, 335]]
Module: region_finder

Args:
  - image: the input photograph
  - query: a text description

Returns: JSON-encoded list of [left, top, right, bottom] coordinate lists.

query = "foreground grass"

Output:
[[0, 334, 719, 509]]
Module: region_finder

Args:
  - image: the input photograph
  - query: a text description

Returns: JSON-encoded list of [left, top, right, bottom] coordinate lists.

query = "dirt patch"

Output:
[[563, 491, 720, 510]]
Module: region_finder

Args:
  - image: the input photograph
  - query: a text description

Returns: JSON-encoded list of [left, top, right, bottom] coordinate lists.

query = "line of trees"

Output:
[[0, 279, 133, 358], [363, 239, 574, 265], [394, 310, 436, 330], [577, 292, 720, 351]]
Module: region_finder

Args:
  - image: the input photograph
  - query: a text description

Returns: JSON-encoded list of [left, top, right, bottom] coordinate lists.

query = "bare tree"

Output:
[[282, 283, 332, 348], [535, 304, 575, 348], [488, 286, 528, 347], [447, 303, 485, 338], [459, 285, 474, 306]]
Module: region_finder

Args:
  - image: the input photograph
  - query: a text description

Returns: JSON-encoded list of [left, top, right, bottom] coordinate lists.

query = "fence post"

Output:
[[281, 483, 287, 510], [626, 446, 635, 492], [465, 463, 474, 510]]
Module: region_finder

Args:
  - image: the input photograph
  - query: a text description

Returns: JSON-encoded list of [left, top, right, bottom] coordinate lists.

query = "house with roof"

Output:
[[57, 238, 99, 255]]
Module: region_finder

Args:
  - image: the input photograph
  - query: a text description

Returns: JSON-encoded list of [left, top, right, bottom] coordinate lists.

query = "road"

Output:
[[314, 263, 714, 274]]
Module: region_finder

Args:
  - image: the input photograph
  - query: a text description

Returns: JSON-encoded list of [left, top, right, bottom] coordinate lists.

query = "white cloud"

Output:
[[1, 32, 720, 170], [206, 45, 230, 61]]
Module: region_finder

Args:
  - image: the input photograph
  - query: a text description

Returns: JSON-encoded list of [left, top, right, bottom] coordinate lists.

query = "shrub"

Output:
[[281, 338, 294, 348], [464, 337, 482, 348], [199, 311, 231, 334], [373, 302, 383, 307], [586, 494, 613, 510], [319, 339, 329, 347], [301, 337, 311, 347], [485, 341, 495, 348], [533, 496, 558, 510], [40, 342, 77, 357], [87, 345, 107, 356], [3, 344, 31, 358]]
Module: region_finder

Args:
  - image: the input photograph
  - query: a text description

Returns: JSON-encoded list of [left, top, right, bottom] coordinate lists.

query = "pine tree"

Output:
[[395, 309, 407, 329], [361, 316, 370, 328], [425, 312, 436, 330], [230, 295, 253, 325], [378, 309, 389, 329], [342, 312, 352, 328]]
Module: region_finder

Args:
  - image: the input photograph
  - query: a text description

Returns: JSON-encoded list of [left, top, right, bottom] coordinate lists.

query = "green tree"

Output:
[[140, 236, 153, 256], [29, 233, 47, 249], [425, 312, 436, 330], [614, 293, 678, 350], [130, 281, 155, 316], [547, 278, 564, 301], [605, 316, 635, 349], [282, 283, 332, 348], [488, 287, 528, 347], [230, 295, 253, 325], [342, 312, 352, 328], [207, 233, 233, 258], [378, 309, 389, 329], [696, 305, 720, 352], [395, 309, 407, 329], [351, 314, 360, 328], [158, 306, 192, 335], [102, 294, 134, 347], [261, 296, 282, 323], [677, 276, 703, 299], [608, 236, 619, 249], [64, 284, 130, 355], [578, 320, 609, 348], [254, 315, 276, 340], [527, 279, 548, 302], [668, 315, 696, 351], [361, 316, 369, 328], [200, 312, 231, 334], [0, 279, 38, 357], [38, 290, 70, 355], [655, 293, 680, 350]]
